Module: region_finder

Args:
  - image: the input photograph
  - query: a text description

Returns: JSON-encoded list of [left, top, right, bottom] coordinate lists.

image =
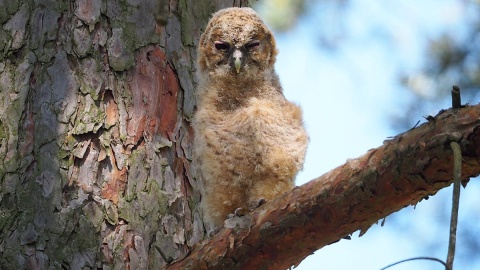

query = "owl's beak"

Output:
[[232, 49, 243, 73]]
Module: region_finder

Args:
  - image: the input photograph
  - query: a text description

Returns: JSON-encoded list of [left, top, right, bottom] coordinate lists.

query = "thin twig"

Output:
[[380, 256, 448, 270], [447, 141, 462, 270], [446, 85, 462, 270]]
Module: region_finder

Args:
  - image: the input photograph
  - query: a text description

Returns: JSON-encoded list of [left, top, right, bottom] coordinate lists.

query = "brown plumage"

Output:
[[193, 7, 308, 232]]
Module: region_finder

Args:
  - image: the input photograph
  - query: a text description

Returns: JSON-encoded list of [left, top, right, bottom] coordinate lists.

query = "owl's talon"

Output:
[[208, 226, 221, 237], [226, 207, 247, 219], [234, 207, 247, 216], [250, 198, 266, 211], [257, 198, 266, 207]]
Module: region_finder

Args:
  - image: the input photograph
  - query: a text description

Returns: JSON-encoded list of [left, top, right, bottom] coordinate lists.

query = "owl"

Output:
[[193, 7, 308, 232]]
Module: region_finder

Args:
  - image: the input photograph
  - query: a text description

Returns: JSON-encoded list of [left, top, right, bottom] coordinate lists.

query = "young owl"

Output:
[[193, 7, 308, 232]]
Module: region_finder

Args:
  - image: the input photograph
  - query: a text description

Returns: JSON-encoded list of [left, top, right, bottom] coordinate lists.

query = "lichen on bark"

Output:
[[0, 0, 246, 268]]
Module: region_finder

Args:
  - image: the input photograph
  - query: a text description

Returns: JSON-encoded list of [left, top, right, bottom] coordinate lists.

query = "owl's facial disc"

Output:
[[213, 38, 261, 74], [231, 40, 261, 74]]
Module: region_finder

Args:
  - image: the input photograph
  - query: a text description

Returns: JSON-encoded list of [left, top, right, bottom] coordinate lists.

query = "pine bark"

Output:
[[0, 0, 245, 269]]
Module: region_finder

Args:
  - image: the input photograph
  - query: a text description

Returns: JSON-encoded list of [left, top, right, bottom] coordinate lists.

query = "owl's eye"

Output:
[[246, 40, 260, 51], [214, 41, 230, 51]]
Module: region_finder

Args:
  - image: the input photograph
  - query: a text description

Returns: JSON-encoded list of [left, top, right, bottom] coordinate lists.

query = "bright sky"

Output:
[[257, 0, 480, 269]]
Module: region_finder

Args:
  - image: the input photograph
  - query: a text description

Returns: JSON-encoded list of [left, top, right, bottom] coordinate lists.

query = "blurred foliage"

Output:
[[253, 0, 480, 130], [251, 0, 348, 49], [395, 15, 480, 130], [410, 18, 480, 100], [250, 0, 307, 31]]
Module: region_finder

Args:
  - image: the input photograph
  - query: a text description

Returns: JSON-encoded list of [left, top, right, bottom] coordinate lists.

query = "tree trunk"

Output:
[[0, 0, 246, 268]]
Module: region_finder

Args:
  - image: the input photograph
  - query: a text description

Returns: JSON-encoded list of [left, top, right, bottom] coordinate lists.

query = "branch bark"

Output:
[[169, 104, 480, 270]]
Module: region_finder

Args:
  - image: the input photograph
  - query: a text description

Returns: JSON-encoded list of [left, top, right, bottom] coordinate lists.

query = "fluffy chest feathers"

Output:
[[194, 84, 305, 174]]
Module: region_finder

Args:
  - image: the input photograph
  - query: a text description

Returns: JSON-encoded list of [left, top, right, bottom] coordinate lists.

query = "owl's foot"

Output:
[[232, 207, 248, 217], [226, 207, 246, 219], [208, 226, 221, 237], [224, 207, 253, 230], [249, 198, 266, 211]]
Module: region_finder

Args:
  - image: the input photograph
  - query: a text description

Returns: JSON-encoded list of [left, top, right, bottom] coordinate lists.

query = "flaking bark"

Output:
[[0, 0, 247, 269], [169, 105, 480, 270]]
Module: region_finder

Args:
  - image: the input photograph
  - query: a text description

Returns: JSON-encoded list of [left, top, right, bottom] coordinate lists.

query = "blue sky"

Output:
[[256, 0, 480, 269]]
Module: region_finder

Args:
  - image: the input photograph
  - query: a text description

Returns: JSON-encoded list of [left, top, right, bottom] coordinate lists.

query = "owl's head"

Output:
[[197, 7, 278, 79]]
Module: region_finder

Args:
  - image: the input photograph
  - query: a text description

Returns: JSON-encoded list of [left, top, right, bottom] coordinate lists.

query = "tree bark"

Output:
[[169, 105, 480, 270], [0, 0, 245, 269]]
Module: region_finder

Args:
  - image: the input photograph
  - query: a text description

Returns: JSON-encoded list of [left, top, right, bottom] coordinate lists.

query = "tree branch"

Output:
[[169, 104, 480, 270]]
